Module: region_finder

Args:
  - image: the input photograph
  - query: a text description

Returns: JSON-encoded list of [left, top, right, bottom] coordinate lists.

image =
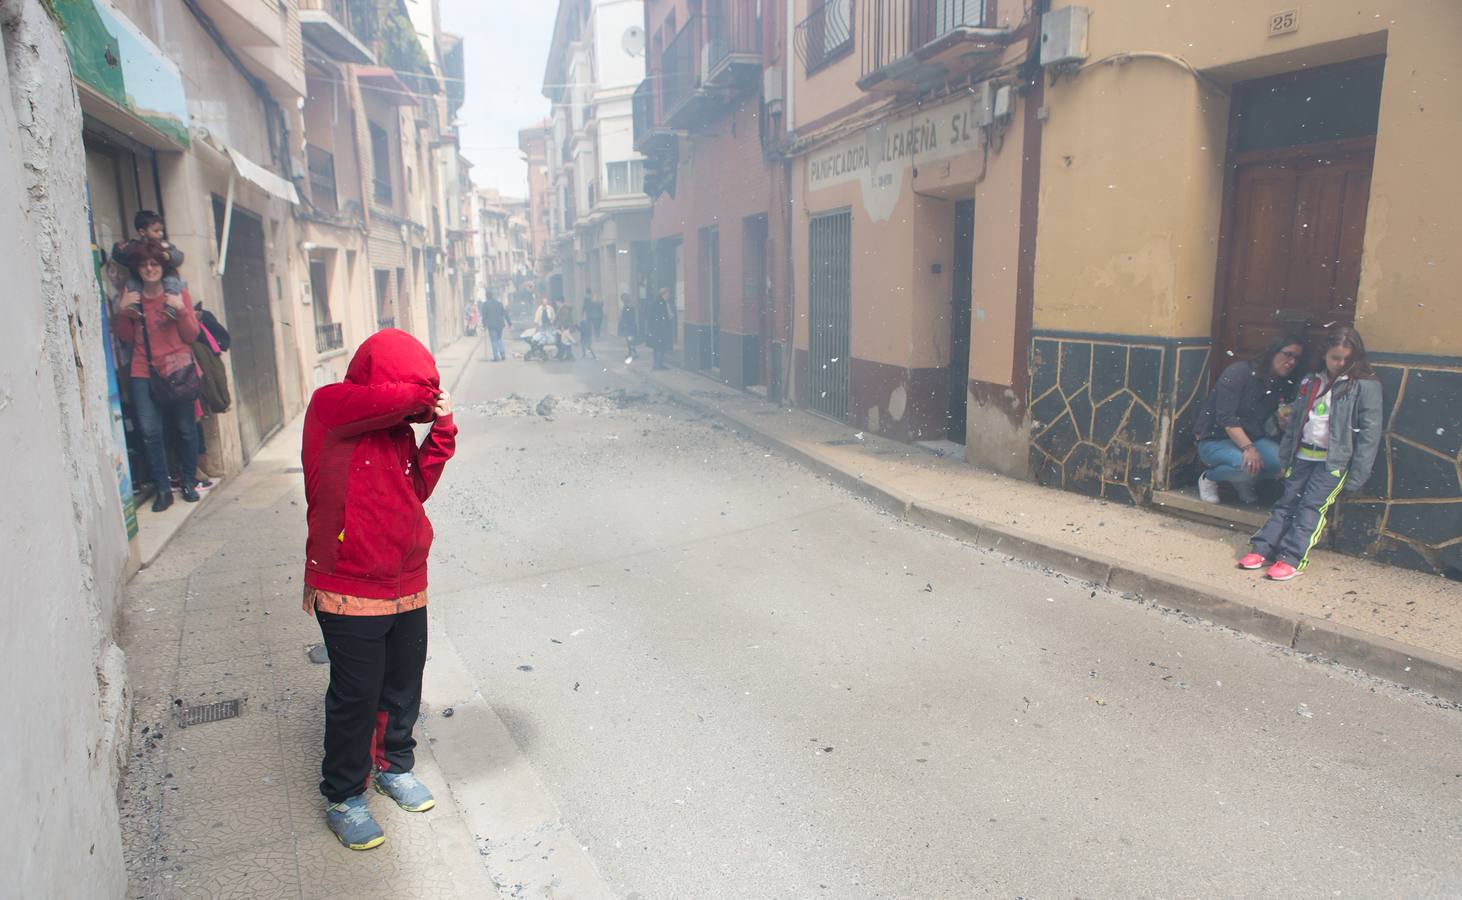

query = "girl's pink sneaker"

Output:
[[1266, 561, 1299, 581], [1237, 553, 1266, 570]]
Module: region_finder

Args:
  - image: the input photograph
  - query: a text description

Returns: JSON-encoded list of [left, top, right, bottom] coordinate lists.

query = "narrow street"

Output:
[[408, 348, 1462, 895]]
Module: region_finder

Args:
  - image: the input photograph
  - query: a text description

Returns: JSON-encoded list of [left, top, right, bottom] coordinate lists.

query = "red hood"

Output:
[[345, 329, 440, 423]]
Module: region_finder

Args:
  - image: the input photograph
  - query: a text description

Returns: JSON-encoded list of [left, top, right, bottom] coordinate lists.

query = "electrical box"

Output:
[[994, 85, 1013, 120], [1040, 5, 1090, 67], [763, 66, 784, 112], [973, 80, 995, 127]]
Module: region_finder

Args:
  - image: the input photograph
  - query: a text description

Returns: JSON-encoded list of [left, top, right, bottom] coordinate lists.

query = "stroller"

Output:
[[522, 329, 569, 361]]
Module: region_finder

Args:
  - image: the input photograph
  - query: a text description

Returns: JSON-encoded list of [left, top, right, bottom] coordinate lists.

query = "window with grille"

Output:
[[607, 161, 646, 196]]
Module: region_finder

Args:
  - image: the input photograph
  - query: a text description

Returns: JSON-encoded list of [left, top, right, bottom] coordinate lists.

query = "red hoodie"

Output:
[[302, 330, 457, 600]]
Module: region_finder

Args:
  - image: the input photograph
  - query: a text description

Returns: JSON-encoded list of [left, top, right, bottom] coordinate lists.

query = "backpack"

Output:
[[193, 322, 231, 414]]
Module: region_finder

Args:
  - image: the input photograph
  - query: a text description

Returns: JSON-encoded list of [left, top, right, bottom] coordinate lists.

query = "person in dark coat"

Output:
[[617, 292, 639, 363], [646, 288, 676, 371], [479, 293, 510, 361], [1193, 333, 1306, 505]]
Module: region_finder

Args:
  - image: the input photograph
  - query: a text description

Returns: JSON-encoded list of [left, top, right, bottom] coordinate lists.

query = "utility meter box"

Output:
[[973, 80, 996, 127], [1040, 5, 1090, 67]]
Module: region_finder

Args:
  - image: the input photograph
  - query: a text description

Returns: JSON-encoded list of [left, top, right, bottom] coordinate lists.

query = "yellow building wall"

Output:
[[1035, 0, 1462, 355]]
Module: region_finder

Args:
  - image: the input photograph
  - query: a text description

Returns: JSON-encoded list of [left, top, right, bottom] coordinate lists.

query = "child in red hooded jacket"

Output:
[[300, 329, 456, 851]]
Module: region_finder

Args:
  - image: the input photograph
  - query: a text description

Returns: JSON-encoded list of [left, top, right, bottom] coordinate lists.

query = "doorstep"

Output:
[[1152, 488, 1269, 532]]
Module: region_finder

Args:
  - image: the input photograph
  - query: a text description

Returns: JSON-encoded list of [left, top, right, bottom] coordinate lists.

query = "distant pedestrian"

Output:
[[1194, 333, 1306, 505], [585, 290, 604, 338], [480, 293, 510, 362], [301, 329, 456, 851], [578, 312, 597, 360], [646, 287, 676, 371], [1240, 326, 1382, 581], [617, 292, 639, 364], [554, 300, 576, 360]]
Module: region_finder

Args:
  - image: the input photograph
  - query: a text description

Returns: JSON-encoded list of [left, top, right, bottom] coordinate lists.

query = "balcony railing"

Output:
[[704, 3, 762, 87], [859, 0, 996, 89], [306, 145, 338, 214], [376, 317, 396, 331], [373, 174, 392, 205], [315, 321, 344, 353], [632, 78, 656, 147], [795, 0, 854, 76], [660, 16, 700, 124]]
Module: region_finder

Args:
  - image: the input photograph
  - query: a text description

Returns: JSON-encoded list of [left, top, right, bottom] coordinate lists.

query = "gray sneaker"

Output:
[[326, 794, 384, 850], [374, 770, 436, 812]]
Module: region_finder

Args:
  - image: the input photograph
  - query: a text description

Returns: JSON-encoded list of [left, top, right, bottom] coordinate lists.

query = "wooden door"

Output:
[[1216, 140, 1373, 362]]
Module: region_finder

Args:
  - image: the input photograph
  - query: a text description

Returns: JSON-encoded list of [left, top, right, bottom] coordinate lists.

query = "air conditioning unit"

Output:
[[1041, 5, 1090, 68]]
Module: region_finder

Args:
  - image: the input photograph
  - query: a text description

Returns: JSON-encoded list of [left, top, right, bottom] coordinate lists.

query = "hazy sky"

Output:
[[439, 0, 558, 199]]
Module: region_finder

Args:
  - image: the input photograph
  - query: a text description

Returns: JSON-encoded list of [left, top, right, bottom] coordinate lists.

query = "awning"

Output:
[[356, 66, 418, 106], [225, 145, 300, 205]]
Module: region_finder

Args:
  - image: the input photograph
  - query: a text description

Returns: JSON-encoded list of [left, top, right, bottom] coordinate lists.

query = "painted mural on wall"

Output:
[[53, 0, 190, 148]]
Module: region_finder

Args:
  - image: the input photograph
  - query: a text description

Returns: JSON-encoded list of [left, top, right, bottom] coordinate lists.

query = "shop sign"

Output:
[[806, 91, 988, 221]]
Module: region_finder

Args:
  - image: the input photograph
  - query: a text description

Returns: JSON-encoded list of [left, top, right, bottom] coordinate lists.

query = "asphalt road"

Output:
[[424, 344, 1462, 899]]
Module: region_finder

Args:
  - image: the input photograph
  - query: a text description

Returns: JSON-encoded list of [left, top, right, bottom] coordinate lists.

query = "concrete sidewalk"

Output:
[[640, 366, 1462, 703], [118, 337, 500, 899]]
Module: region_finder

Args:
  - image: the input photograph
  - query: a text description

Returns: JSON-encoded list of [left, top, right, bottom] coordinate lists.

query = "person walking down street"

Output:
[[300, 329, 457, 851], [1240, 326, 1382, 582], [578, 303, 598, 361], [1193, 334, 1306, 505], [585, 290, 605, 338], [554, 300, 577, 361], [617, 292, 639, 364], [646, 287, 677, 371], [111, 242, 202, 512], [481, 293, 511, 362]]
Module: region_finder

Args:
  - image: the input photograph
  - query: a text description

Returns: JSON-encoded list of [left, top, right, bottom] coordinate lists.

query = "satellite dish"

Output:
[[622, 25, 646, 58]]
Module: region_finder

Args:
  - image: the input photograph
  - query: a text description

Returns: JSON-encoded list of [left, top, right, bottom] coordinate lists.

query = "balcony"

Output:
[[299, 0, 375, 65], [306, 145, 338, 214], [703, 3, 763, 90], [795, 0, 854, 76], [315, 322, 344, 354], [632, 79, 676, 155], [857, 0, 1010, 93], [376, 317, 396, 331]]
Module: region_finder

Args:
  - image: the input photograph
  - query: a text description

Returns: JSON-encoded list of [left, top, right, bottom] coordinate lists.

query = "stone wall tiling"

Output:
[[1031, 337, 1461, 578], [1332, 359, 1462, 578], [1027, 332, 1210, 505]]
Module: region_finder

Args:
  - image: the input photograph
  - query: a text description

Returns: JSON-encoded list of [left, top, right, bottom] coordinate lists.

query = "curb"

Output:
[[642, 368, 1462, 705]]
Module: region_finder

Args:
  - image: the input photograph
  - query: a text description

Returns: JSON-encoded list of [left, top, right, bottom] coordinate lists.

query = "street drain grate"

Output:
[[177, 698, 245, 728], [824, 438, 860, 446]]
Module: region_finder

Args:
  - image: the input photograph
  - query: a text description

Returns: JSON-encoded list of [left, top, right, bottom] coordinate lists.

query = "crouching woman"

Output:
[[1240, 327, 1383, 581]]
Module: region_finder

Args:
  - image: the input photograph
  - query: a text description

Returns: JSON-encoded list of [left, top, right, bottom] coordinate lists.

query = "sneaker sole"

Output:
[[1237, 562, 1265, 570], [373, 780, 436, 812], [1267, 571, 1300, 582], [338, 833, 385, 851]]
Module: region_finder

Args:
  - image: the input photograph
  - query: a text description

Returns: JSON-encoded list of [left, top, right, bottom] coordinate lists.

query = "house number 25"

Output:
[[1269, 9, 1298, 35]]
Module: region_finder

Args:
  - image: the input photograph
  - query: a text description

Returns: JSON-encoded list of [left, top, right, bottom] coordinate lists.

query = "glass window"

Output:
[[1236, 58, 1385, 153]]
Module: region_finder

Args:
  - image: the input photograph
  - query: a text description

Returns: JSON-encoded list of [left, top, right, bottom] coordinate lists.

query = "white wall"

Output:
[[0, 1, 131, 895], [591, 0, 646, 91]]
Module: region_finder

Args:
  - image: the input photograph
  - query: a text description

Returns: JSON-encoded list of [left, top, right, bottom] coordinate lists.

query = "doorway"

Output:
[[808, 210, 852, 422], [744, 214, 770, 386], [211, 197, 283, 461], [946, 199, 975, 442], [698, 226, 721, 370], [1215, 58, 1383, 362]]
